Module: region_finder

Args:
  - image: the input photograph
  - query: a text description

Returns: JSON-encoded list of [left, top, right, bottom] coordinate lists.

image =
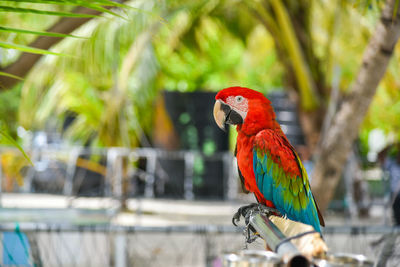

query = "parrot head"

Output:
[[213, 86, 277, 135]]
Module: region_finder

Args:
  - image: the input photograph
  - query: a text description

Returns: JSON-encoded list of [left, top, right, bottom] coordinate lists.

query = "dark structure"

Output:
[[267, 91, 305, 146]]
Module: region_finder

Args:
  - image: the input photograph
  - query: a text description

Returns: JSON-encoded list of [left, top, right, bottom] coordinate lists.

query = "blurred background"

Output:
[[0, 0, 400, 266]]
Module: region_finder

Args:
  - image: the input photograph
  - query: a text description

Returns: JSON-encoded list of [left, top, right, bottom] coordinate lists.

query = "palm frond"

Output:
[[0, 0, 131, 79], [0, 41, 69, 56], [270, 0, 319, 110], [19, 0, 160, 146], [0, 26, 87, 38], [4, 0, 127, 18], [0, 71, 23, 81], [0, 128, 33, 165], [0, 6, 99, 17]]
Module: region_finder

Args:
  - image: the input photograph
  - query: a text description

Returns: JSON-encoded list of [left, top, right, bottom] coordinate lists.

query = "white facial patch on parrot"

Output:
[[226, 95, 248, 122]]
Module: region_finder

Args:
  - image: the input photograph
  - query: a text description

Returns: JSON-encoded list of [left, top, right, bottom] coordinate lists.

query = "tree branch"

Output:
[[311, 0, 400, 212]]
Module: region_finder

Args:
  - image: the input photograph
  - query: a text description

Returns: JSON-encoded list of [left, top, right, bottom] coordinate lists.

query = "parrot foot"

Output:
[[232, 203, 281, 227], [232, 203, 258, 226], [232, 203, 281, 244]]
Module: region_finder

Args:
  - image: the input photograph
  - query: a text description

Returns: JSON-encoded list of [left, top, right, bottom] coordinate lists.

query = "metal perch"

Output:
[[248, 211, 310, 267], [240, 207, 329, 266]]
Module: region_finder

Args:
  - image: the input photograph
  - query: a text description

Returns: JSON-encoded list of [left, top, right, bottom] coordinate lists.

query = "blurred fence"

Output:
[[1, 223, 400, 267], [0, 144, 392, 219], [0, 146, 238, 203]]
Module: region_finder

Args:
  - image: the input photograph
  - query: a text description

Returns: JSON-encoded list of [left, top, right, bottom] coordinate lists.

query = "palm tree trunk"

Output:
[[311, 0, 400, 212]]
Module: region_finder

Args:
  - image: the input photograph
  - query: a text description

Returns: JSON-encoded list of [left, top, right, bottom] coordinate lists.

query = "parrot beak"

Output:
[[213, 99, 244, 131], [213, 100, 228, 131]]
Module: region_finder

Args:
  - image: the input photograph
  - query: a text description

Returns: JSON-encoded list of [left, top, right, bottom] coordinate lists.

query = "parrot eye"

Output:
[[235, 95, 244, 103]]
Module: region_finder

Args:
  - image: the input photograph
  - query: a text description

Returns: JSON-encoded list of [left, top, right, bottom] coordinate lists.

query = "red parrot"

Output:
[[213, 86, 324, 232]]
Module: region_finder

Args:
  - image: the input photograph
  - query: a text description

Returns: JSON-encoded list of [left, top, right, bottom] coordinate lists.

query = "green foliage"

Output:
[[15, 0, 285, 147], [0, 71, 23, 80], [18, 0, 160, 147], [0, 1, 61, 66], [0, 0, 127, 69], [0, 85, 21, 137], [0, 0, 131, 161], [1, 0, 399, 152], [0, 41, 69, 56], [0, 5, 98, 17], [361, 46, 400, 147], [0, 85, 32, 164], [311, 0, 375, 90], [156, 15, 245, 92], [0, 26, 86, 38], [0, 127, 32, 165], [156, 11, 283, 93]]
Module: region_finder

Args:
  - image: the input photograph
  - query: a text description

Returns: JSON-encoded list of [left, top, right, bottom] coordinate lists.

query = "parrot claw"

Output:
[[232, 203, 281, 227], [232, 203, 281, 244], [232, 203, 259, 226], [233, 203, 282, 244], [260, 205, 282, 217]]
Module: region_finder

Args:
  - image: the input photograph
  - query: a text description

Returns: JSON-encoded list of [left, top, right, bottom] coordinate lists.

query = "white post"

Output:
[[114, 231, 127, 267]]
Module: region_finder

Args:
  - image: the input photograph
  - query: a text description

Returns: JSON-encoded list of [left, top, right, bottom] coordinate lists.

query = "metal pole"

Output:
[[105, 148, 117, 197], [23, 148, 38, 193], [184, 152, 194, 200], [223, 153, 237, 200], [63, 147, 81, 198], [114, 231, 127, 267], [248, 212, 309, 267], [144, 150, 156, 198], [114, 151, 123, 208], [204, 233, 214, 267]]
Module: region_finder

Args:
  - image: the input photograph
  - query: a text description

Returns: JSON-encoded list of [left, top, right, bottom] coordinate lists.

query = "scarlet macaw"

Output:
[[213, 86, 324, 232]]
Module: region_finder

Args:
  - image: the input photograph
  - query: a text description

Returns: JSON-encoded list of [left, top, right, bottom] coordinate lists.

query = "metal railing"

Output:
[[0, 223, 399, 266]]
